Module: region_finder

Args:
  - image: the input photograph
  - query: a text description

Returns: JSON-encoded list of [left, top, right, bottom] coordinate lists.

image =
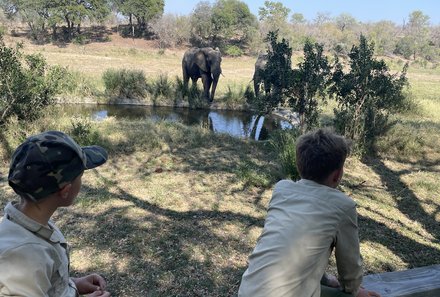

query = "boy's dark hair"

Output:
[[295, 128, 350, 183]]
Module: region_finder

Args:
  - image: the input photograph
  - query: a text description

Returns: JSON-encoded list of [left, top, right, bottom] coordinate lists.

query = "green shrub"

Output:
[[69, 117, 101, 146], [73, 35, 88, 45], [102, 68, 147, 99], [59, 70, 100, 98], [221, 85, 247, 108], [269, 129, 300, 180], [225, 45, 244, 57], [0, 38, 65, 126], [148, 73, 173, 99]]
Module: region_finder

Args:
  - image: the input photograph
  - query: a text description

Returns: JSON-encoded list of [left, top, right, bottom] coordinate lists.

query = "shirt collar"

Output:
[[5, 201, 65, 243]]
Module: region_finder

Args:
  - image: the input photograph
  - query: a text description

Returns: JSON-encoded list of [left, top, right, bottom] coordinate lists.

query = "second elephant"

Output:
[[182, 47, 222, 103], [253, 53, 269, 98]]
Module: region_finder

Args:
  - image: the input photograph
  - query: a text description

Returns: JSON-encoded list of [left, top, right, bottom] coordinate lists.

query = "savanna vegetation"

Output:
[[0, 0, 440, 296]]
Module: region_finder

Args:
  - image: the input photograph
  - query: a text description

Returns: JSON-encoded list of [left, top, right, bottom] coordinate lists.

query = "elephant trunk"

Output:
[[210, 67, 221, 102]]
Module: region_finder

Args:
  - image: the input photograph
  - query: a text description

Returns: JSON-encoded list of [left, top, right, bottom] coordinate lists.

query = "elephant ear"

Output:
[[194, 49, 209, 73]]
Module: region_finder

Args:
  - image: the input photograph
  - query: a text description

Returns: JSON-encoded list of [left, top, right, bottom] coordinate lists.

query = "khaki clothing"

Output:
[[0, 202, 78, 297], [239, 179, 363, 297]]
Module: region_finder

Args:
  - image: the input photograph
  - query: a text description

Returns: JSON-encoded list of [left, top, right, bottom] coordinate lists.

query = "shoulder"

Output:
[[327, 188, 357, 211], [0, 219, 56, 258]]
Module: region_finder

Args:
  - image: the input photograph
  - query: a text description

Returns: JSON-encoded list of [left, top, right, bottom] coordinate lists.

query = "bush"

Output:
[[269, 129, 300, 180], [102, 69, 147, 99], [69, 117, 101, 146], [0, 38, 65, 126], [147, 73, 173, 99], [224, 45, 244, 57]]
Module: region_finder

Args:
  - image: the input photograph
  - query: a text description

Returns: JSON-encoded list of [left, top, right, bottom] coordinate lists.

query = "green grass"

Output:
[[1, 32, 440, 296]]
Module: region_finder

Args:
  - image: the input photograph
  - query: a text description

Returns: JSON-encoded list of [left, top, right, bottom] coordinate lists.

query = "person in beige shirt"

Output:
[[238, 129, 381, 297], [0, 131, 111, 297]]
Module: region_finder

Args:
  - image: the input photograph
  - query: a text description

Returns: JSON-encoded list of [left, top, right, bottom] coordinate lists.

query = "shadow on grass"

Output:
[[64, 179, 263, 296], [359, 157, 440, 271]]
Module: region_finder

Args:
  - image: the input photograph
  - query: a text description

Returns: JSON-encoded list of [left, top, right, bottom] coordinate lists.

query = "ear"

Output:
[[331, 167, 344, 185], [58, 183, 72, 199], [195, 50, 209, 72]]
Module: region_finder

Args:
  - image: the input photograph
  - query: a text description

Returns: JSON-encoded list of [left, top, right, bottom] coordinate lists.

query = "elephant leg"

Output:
[[253, 75, 260, 98], [201, 74, 212, 102], [182, 66, 190, 93]]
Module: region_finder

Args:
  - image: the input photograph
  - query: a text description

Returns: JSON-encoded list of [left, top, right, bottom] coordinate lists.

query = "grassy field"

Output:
[[1, 31, 440, 296]]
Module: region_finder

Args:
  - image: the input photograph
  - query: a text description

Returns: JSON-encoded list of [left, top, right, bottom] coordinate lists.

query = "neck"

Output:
[[17, 198, 57, 226]]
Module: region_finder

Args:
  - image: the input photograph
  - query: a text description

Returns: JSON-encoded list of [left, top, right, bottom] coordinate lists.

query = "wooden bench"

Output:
[[362, 265, 440, 297]]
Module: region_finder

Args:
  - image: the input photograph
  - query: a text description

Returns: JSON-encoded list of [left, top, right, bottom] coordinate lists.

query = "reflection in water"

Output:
[[60, 104, 292, 140]]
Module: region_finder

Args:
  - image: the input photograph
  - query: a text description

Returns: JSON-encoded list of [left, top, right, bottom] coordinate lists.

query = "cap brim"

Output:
[[82, 145, 108, 169]]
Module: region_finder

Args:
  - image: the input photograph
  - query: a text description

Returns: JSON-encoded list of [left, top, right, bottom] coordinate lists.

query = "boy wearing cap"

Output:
[[0, 131, 111, 297], [238, 129, 380, 297]]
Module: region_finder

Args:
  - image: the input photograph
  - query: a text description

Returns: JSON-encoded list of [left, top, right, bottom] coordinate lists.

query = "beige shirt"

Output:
[[0, 202, 78, 297], [239, 179, 363, 297]]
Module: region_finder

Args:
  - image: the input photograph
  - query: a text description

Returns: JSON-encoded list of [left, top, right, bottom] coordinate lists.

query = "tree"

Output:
[[258, 1, 290, 35], [0, 0, 53, 40], [0, 0, 111, 40], [151, 14, 190, 48], [116, 0, 164, 37], [257, 31, 293, 114], [367, 21, 398, 55], [53, 0, 110, 36], [334, 13, 357, 32], [189, 1, 213, 46], [330, 35, 408, 155], [399, 10, 430, 60], [290, 13, 306, 25], [290, 40, 331, 132], [210, 0, 257, 48]]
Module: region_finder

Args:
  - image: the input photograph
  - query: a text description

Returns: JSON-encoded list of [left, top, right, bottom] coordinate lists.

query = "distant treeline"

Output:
[[0, 0, 439, 61]]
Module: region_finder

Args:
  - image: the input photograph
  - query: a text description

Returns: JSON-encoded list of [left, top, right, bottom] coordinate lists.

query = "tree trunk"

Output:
[[129, 14, 134, 37]]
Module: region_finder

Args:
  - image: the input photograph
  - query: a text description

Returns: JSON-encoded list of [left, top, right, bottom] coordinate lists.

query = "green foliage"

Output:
[[116, 0, 164, 35], [69, 116, 101, 146], [258, 1, 290, 36], [255, 31, 293, 114], [72, 34, 88, 45], [147, 73, 173, 99], [187, 84, 206, 109], [290, 40, 331, 132], [253, 32, 330, 133], [59, 70, 100, 98], [330, 35, 409, 155], [224, 45, 243, 57], [190, 0, 257, 48], [220, 85, 247, 108], [269, 129, 300, 180], [0, 38, 65, 125], [1, 0, 111, 41], [102, 68, 147, 99]]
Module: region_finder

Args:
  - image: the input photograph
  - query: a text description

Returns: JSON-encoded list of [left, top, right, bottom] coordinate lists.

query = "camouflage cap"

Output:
[[8, 130, 108, 201]]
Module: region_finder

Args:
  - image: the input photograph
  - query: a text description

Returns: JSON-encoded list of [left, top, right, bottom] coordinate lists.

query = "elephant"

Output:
[[253, 53, 269, 98], [182, 47, 222, 103]]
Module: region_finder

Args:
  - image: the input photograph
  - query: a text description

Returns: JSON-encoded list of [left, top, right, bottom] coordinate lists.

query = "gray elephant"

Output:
[[253, 53, 269, 97], [182, 47, 222, 103]]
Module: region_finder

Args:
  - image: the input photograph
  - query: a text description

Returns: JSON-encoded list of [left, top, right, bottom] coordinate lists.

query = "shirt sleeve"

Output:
[[334, 205, 363, 295], [0, 244, 55, 297]]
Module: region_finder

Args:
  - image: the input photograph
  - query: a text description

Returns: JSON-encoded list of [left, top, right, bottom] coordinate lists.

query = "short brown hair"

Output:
[[295, 128, 350, 183]]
